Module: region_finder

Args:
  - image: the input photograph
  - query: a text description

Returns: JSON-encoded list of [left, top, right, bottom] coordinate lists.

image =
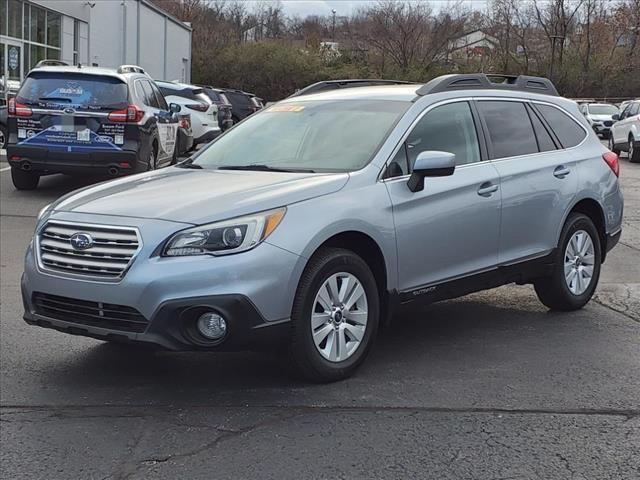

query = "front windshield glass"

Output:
[[589, 105, 618, 115], [193, 100, 409, 172]]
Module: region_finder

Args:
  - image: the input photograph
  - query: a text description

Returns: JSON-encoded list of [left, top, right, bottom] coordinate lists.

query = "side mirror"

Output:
[[407, 151, 455, 192], [169, 103, 181, 113], [612, 113, 620, 121]]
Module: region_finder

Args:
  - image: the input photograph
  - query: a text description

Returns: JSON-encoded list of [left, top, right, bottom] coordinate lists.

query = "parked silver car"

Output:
[[21, 74, 624, 382]]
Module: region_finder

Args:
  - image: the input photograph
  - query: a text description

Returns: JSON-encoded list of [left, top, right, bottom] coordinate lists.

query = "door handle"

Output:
[[553, 166, 571, 178], [477, 182, 499, 197]]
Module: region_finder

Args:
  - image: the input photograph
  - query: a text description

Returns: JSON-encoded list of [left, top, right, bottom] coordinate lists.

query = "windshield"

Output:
[[17, 72, 128, 110], [193, 100, 408, 172], [589, 105, 618, 115]]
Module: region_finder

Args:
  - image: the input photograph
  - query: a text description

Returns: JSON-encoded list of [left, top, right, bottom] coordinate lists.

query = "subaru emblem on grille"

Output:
[[69, 233, 94, 250]]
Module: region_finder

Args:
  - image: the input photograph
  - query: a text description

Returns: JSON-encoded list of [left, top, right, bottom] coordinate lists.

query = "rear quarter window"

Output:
[[17, 72, 128, 110], [535, 104, 587, 148], [477, 100, 538, 159], [226, 92, 252, 108]]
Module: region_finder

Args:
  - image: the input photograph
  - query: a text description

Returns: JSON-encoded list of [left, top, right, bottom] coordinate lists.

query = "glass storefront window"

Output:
[[30, 43, 44, 69], [1, 1, 7, 36], [30, 5, 46, 44], [46, 48, 60, 60], [8, 0, 23, 39], [47, 12, 61, 47]]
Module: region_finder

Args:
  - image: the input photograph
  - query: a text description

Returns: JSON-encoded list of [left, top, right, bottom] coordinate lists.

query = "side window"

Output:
[[384, 144, 409, 178], [477, 101, 538, 159], [405, 102, 481, 169], [527, 105, 557, 152], [141, 81, 160, 109], [149, 81, 168, 110], [630, 103, 640, 116], [535, 104, 586, 149]]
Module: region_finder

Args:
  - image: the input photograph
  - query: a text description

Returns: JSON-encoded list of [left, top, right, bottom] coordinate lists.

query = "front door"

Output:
[[384, 101, 502, 294]]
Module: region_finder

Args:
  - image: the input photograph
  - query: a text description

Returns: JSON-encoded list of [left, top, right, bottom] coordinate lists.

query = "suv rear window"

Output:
[[225, 91, 252, 108], [17, 72, 128, 111], [535, 104, 586, 148]]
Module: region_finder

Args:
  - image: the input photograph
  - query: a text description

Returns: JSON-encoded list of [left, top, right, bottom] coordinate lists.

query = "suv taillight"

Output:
[[186, 103, 209, 112], [108, 105, 144, 123], [8, 98, 32, 117], [602, 151, 620, 177]]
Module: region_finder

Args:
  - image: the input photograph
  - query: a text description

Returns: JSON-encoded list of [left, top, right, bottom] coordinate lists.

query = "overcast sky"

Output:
[[278, 0, 489, 17]]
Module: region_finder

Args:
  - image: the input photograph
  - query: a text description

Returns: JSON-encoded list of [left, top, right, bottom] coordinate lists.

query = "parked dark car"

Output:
[[6, 64, 181, 190], [0, 106, 7, 150], [223, 89, 263, 122], [197, 85, 234, 130]]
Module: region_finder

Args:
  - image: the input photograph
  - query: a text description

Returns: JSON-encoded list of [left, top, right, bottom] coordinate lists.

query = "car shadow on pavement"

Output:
[[34, 289, 589, 400]]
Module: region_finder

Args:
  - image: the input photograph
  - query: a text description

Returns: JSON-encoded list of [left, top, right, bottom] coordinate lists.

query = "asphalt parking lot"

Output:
[[1, 152, 639, 479]]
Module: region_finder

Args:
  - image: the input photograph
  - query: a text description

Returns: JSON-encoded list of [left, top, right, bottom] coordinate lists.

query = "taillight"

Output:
[[108, 104, 144, 123], [186, 103, 209, 112], [602, 151, 619, 177], [179, 117, 190, 129], [8, 98, 32, 117]]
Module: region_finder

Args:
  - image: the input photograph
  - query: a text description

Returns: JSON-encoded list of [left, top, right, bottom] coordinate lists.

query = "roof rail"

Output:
[[34, 60, 69, 68], [117, 65, 146, 74], [290, 79, 411, 98], [416, 74, 559, 97]]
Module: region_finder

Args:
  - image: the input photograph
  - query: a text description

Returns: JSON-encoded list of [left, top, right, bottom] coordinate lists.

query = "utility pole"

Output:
[[332, 9, 337, 41]]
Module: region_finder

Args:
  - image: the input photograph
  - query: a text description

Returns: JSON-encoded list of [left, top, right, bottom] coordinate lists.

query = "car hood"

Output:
[[52, 167, 349, 225], [588, 114, 614, 121]]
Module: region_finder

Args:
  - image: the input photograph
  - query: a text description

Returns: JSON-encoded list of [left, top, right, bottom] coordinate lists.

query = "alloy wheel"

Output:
[[564, 230, 595, 295], [311, 272, 368, 362], [0, 129, 5, 150]]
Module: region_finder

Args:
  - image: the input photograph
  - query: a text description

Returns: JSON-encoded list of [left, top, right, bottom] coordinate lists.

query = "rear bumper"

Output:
[[7, 144, 138, 175]]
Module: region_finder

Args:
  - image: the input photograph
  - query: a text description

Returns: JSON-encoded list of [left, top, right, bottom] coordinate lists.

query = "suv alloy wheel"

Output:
[[291, 248, 380, 382]]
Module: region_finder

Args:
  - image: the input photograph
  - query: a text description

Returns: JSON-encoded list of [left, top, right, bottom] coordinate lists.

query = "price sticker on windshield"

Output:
[[268, 105, 305, 113]]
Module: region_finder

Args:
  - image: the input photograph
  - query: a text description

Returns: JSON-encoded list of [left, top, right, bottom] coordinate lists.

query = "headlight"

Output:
[[37, 203, 52, 221], [163, 207, 286, 257]]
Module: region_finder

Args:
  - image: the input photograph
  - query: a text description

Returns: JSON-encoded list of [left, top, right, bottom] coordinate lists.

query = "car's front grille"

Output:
[[38, 221, 140, 278], [33, 292, 148, 333], [604, 121, 613, 127]]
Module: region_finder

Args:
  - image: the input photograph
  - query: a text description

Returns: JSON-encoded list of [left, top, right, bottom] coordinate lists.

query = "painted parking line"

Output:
[[0, 165, 11, 172]]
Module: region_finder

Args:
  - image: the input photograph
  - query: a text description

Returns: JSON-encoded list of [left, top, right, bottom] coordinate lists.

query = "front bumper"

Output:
[[591, 124, 612, 136], [21, 213, 304, 350]]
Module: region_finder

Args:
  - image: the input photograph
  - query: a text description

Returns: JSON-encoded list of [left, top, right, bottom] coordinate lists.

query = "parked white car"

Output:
[[578, 103, 619, 138], [155, 81, 220, 148], [609, 100, 640, 162]]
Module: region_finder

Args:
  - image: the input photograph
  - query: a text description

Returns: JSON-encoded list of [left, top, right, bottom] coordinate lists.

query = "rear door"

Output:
[[477, 99, 581, 264], [12, 71, 131, 154], [384, 100, 502, 292]]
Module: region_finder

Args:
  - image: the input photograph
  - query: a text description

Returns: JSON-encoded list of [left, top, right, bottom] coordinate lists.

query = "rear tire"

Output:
[[534, 213, 601, 311], [0, 123, 7, 150], [11, 167, 40, 190], [629, 136, 639, 163], [290, 248, 380, 382]]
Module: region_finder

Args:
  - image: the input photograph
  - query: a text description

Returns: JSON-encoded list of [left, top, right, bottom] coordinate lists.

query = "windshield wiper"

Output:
[[218, 164, 315, 173], [39, 96, 72, 103]]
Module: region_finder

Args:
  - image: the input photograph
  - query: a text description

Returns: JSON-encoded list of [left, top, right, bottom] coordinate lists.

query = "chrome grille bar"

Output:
[[37, 221, 142, 279]]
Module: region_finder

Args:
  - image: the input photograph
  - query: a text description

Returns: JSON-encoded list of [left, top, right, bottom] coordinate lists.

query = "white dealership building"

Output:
[[1, 0, 192, 95]]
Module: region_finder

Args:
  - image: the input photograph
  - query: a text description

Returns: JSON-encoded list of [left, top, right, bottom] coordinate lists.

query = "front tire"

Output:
[[608, 135, 620, 156], [629, 136, 639, 163], [290, 248, 380, 382], [11, 167, 40, 190], [0, 123, 7, 150], [534, 213, 601, 311]]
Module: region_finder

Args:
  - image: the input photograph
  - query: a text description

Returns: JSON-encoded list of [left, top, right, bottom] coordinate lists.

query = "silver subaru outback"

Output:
[[22, 74, 623, 382]]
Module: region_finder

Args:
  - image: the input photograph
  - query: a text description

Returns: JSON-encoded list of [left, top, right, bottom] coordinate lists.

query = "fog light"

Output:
[[196, 312, 227, 340]]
